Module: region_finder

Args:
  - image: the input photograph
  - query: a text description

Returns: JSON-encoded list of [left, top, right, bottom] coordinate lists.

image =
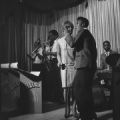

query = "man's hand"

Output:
[[65, 33, 74, 47]]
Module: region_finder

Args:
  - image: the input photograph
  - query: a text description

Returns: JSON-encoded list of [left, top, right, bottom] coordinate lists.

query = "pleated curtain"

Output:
[[1, 0, 120, 71]]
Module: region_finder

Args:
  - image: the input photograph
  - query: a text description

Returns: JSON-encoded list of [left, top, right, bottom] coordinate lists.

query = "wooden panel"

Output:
[[0, 69, 20, 112], [20, 73, 42, 113]]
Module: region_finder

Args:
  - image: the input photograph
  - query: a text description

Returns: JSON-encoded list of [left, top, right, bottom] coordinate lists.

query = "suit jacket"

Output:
[[65, 29, 97, 69]]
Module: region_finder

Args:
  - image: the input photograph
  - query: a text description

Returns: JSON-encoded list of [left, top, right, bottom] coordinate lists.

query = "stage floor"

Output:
[[9, 108, 113, 120]]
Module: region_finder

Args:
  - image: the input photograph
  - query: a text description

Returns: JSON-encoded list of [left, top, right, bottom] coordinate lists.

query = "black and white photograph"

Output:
[[0, 0, 120, 120]]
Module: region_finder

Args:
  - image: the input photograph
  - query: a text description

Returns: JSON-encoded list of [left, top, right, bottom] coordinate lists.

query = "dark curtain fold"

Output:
[[0, 19, 9, 63], [0, 3, 27, 70], [16, 5, 27, 70]]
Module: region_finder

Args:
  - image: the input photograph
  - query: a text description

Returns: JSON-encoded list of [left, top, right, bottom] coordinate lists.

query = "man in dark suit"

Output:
[[65, 17, 97, 120]]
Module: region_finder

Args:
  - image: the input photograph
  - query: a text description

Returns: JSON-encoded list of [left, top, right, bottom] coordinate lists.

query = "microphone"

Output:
[[60, 64, 66, 70]]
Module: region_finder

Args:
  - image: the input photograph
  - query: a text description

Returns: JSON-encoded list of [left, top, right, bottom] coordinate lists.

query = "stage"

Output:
[[9, 107, 113, 120]]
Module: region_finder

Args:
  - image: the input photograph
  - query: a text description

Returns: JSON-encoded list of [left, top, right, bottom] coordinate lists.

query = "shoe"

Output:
[[64, 104, 70, 118], [64, 113, 70, 118]]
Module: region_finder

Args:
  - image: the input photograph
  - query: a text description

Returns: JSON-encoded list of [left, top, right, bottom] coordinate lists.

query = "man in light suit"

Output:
[[65, 17, 97, 120]]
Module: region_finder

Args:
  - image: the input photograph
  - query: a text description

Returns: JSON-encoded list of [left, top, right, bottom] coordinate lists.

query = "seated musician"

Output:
[[100, 40, 116, 71], [42, 30, 63, 103], [98, 40, 117, 96]]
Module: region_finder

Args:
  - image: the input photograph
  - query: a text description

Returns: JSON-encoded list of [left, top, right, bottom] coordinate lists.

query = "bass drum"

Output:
[[92, 85, 106, 108]]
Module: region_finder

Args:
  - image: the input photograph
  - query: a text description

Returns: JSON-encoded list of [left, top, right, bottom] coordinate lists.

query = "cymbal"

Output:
[[106, 53, 120, 66]]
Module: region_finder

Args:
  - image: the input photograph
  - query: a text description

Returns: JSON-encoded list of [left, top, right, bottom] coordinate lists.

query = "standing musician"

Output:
[[27, 38, 43, 71], [27, 38, 43, 64], [42, 30, 59, 71], [42, 30, 63, 103]]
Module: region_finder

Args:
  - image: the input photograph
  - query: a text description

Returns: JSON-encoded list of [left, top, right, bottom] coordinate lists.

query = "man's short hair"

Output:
[[49, 30, 59, 37], [103, 40, 110, 45], [77, 17, 89, 28], [63, 20, 74, 29]]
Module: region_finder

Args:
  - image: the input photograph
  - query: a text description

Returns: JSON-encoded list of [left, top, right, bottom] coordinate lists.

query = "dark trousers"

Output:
[[73, 67, 96, 119], [112, 69, 120, 120], [42, 60, 63, 102]]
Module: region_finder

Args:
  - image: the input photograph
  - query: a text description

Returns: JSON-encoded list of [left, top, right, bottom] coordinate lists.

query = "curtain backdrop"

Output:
[[0, 3, 27, 70], [1, 0, 120, 71], [25, 0, 120, 70]]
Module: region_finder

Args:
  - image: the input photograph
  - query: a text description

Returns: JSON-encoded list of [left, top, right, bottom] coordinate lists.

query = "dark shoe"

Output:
[[64, 113, 70, 118], [64, 107, 70, 118], [64, 103, 70, 118]]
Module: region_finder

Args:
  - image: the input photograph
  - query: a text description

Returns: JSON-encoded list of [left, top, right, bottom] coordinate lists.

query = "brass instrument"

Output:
[[27, 39, 42, 60], [28, 41, 50, 60], [31, 45, 41, 59]]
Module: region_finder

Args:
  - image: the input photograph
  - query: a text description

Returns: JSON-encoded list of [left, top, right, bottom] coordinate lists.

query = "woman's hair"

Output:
[[63, 20, 74, 29], [77, 17, 89, 28]]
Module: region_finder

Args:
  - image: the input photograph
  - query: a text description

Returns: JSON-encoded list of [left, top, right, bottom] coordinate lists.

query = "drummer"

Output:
[[100, 40, 116, 71]]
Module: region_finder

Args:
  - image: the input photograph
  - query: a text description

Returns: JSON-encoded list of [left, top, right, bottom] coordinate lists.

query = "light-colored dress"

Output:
[[57, 36, 76, 88]]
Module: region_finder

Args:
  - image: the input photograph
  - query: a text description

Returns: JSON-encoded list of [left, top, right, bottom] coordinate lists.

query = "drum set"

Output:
[[93, 69, 112, 108]]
